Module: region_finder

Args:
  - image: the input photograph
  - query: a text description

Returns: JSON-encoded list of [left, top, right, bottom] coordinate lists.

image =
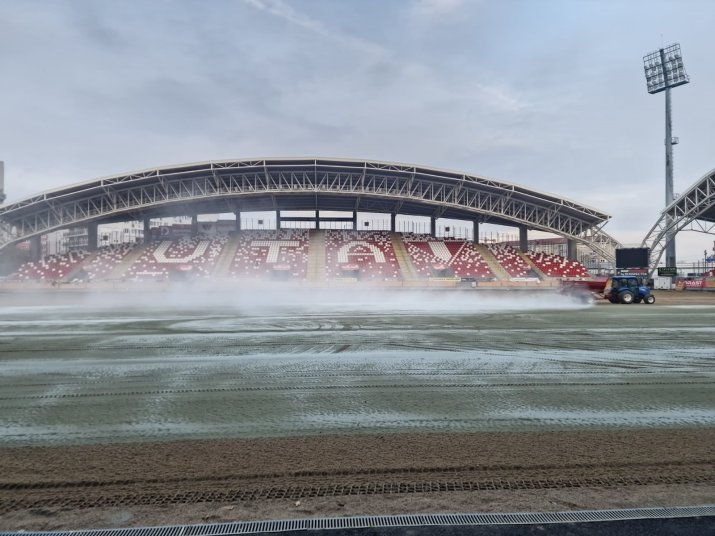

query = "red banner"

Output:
[[678, 279, 705, 289]]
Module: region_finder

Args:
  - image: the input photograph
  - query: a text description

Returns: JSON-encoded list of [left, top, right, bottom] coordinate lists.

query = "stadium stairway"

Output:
[[307, 229, 326, 281], [518, 251, 549, 281], [391, 232, 418, 280], [107, 243, 146, 279], [474, 244, 510, 281], [60, 251, 99, 283], [61, 251, 98, 282], [211, 231, 241, 278]]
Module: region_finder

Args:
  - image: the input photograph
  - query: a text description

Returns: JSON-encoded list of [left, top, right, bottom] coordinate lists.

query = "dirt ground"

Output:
[[1, 428, 713, 531], [627, 290, 715, 305]]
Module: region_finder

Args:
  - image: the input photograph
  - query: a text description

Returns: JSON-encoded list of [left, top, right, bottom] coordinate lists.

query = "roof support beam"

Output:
[[642, 167, 715, 275], [0, 158, 618, 260]]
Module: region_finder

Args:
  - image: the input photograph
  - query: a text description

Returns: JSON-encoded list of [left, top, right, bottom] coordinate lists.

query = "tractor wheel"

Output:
[[619, 291, 634, 304], [645, 295, 656, 304]]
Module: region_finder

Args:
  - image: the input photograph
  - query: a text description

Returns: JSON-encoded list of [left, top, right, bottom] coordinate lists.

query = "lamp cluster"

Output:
[[643, 43, 690, 94]]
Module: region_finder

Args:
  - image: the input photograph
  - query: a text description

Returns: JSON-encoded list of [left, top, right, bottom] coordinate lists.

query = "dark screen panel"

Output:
[[616, 248, 650, 269]]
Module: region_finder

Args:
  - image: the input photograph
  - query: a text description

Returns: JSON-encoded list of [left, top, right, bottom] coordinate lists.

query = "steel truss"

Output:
[[0, 221, 12, 246], [642, 166, 715, 276], [0, 158, 620, 259]]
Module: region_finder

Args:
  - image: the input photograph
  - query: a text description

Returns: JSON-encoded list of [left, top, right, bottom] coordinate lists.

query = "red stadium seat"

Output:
[[526, 250, 590, 279], [230, 229, 309, 280], [325, 230, 400, 281], [487, 244, 533, 278], [13, 250, 90, 281], [83, 243, 135, 280], [127, 235, 227, 280], [402, 234, 493, 279]]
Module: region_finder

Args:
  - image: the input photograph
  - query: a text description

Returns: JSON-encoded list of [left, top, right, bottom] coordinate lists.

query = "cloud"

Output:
[[241, 0, 386, 57], [1, 0, 714, 260], [413, 0, 467, 16], [473, 82, 528, 113]]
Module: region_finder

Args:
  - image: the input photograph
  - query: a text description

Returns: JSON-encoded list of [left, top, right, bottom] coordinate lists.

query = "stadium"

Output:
[[1, 2, 715, 531], [0, 156, 714, 532], [0, 157, 622, 288], [1, 157, 714, 289]]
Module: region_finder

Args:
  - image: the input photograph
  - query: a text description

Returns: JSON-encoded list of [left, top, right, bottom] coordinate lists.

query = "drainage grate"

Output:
[[1, 505, 713, 536]]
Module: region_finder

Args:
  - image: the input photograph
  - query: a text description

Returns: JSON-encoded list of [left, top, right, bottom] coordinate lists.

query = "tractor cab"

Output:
[[604, 276, 655, 304]]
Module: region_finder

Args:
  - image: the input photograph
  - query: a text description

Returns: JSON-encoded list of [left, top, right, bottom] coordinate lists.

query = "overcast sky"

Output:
[[1, 0, 714, 261]]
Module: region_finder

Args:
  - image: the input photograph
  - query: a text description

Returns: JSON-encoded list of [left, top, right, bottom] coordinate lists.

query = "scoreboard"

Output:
[[615, 248, 650, 269]]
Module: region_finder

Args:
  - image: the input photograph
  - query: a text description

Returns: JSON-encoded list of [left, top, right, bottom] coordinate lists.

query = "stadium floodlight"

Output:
[[642, 43, 690, 271], [643, 43, 690, 94]]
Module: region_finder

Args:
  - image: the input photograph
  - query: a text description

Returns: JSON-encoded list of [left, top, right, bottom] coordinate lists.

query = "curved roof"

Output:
[[666, 165, 715, 223], [1, 157, 610, 220], [642, 165, 715, 274], [0, 157, 617, 257]]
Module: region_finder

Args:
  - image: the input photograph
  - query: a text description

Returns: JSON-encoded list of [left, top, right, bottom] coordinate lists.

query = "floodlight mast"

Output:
[[643, 43, 690, 270]]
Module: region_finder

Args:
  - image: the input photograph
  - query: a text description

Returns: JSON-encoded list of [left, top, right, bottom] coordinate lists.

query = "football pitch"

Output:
[[1, 289, 714, 446]]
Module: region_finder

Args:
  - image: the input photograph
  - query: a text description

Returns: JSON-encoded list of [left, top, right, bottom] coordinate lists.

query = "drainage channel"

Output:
[[1, 506, 713, 536]]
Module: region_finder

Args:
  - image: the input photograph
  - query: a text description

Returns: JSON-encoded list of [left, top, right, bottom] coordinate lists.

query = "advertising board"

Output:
[[676, 279, 705, 290], [657, 267, 678, 277]]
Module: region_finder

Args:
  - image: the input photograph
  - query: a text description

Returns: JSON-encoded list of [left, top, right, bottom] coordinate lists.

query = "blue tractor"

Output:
[[604, 276, 656, 304]]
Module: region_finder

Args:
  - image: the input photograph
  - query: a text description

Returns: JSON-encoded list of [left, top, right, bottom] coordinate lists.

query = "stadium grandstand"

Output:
[[7, 232, 597, 286], [0, 157, 621, 286]]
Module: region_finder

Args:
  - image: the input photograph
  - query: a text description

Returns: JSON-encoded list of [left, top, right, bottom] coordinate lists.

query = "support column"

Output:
[[87, 222, 98, 251], [662, 49, 676, 269], [143, 217, 152, 243], [472, 221, 480, 243], [391, 213, 397, 232], [352, 211, 358, 231], [234, 211, 241, 232], [430, 217, 437, 237], [518, 225, 528, 253], [567, 239, 578, 261], [276, 210, 281, 230], [314, 210, 319, 229], [29, 235, 42, 262], [191, 214, 199, 236]]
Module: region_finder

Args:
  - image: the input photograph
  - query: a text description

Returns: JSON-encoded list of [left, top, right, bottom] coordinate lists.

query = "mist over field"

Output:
[[0, 286, 592, 316]]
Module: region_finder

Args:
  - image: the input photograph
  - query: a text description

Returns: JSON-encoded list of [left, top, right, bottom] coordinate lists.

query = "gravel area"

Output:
[[1, 429, 713, 530]]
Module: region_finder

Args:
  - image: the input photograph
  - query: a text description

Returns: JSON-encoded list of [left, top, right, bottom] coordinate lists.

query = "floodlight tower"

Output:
[[643, 43, 690, 269]]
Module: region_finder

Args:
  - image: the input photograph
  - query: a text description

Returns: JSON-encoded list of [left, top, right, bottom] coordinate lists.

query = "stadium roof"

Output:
[[670, 165, 715, 224], [642, 165, 715, 273], [0, 157, 620, 258]]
